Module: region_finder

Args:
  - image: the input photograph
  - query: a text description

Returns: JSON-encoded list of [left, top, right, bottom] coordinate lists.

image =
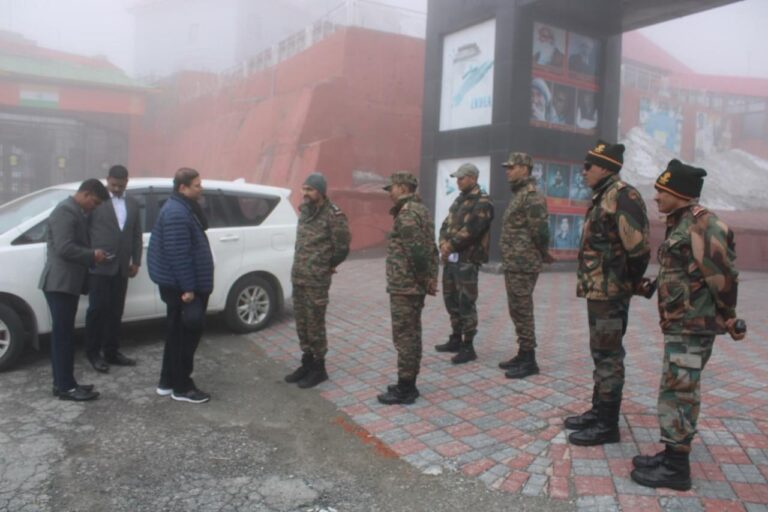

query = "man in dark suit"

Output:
[[85, 165, 143, 372], [39, 179, 110, 401]]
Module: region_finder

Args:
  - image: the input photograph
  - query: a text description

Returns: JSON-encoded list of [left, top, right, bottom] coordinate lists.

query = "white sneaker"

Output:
[[156, 386, 172, 396]]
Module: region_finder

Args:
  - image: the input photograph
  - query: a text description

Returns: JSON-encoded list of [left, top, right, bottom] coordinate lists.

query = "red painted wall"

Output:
[[130, 27, 424, 250]]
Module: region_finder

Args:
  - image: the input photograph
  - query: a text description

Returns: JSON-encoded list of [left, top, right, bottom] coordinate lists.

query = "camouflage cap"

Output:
[[501, 152, 533, 168], [450, 162, 480, 178], [383, 171, 418, 191]]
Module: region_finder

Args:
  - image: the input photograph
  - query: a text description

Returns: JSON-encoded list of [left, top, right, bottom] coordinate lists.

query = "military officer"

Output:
[[284, 173, 351, 389], [566, 140, 650, 446], [631, 160, 744, 491], [498, 152, 553, 379], [377, 172, 439, 405], [435, 163, 494, 364]]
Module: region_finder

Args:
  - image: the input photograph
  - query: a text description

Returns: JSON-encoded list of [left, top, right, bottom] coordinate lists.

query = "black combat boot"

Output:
[[451, 334, 477, 365], [435, 333, 462, 353], [284, 353, 313, 383], [498, 345, 523, 370], [564, 387, 599, 430], [568, 401, 620, 446], [297, 359, 329, 389], [378, 378, 419, 405], [387, 382, 420, 398], [504, 349, 539, 379], [630, 445, 692, 491], [632, 448, 666, 469]]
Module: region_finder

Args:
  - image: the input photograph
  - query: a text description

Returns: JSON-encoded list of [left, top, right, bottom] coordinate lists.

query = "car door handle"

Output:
[[219, 234, 240, 242]]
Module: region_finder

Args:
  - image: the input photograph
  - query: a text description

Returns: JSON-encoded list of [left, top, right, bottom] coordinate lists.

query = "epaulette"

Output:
[[691, 204, 708, 218], [330, 202, 345, 216], [526, 182, 537, 193], [614, 180, 628, 191]]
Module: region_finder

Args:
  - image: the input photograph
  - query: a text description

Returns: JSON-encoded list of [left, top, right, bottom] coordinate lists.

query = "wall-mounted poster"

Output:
[[531, 22, 600, 134], [545, 163, 570, 201], [439, 19, 496, 131], [549, 213, 583, 251], [568, 33, 599, 77], [435, 156, 491, 240], [533, 23, 566, 69], [569, 164, 591, 203]]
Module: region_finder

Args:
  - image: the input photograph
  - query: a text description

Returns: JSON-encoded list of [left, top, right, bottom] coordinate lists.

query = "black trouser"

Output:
[[44, 291, 81, 392], [85, 273, 128, 358], [158, 287, 209, 393]]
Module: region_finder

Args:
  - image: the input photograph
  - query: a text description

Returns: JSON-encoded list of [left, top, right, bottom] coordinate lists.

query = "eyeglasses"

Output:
[[583, 163, 593, 171]]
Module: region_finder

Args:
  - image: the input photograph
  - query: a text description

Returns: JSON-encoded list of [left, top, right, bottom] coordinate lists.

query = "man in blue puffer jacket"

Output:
[[147, 167, 214, 404]]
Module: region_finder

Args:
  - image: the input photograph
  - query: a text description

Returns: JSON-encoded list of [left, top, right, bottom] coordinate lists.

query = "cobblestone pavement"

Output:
[[259, 258, 768, 512]]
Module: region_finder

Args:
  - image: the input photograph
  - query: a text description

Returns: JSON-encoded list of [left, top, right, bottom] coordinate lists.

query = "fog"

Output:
[[0, 0, 763, 79]]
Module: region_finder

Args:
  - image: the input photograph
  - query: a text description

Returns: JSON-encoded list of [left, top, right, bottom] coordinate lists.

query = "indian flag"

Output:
[[19, 88, 59, 109]]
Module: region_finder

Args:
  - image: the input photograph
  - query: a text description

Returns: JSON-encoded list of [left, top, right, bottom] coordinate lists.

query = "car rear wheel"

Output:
[[224, 275, 277, 333], [0, 304, 25, 372]]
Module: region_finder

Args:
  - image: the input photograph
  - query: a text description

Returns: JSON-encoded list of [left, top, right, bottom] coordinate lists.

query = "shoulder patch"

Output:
[[691, 205, 708, 218], [330, 203, 344, 216]]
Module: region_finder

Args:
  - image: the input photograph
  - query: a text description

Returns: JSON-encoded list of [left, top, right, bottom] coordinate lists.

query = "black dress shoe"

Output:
[[105, 351, 136, 366], [52, 384, 94, 397], [88, 354, 110, 373], [58, 386, 100, 401]]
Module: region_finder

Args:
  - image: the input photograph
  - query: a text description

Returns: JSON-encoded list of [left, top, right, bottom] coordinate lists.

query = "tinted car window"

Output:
[[128, 189, 150, 233], [12, 219, 48, 246], [142, 189, 279, 230], [223, 194, 279, 226]]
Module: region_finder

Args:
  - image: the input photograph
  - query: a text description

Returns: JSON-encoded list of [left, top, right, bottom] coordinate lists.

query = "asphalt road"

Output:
[[0, 314, 574, 512]]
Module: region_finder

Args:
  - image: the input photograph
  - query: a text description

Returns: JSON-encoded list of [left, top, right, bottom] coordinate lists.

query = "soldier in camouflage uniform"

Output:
[[498, 152, 553, 379], [566, 140, 650, 446], [285, 173, 351, 389], [436, 163, 494, 365], [377, 172, 439, 405], [630, 159, 744, 491]]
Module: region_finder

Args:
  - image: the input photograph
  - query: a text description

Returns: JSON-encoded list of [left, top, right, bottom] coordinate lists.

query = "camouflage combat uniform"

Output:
[[386, 193, 439, 381], [500, 176, 550, 351], [291, 199, 351, 360], [577, 173, 650, 404], [655, 203, 738, 451], [439, 185, 494, 338]]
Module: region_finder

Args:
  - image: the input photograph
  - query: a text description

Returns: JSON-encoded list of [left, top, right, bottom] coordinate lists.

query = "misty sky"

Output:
[[0, 0, 765, 79]]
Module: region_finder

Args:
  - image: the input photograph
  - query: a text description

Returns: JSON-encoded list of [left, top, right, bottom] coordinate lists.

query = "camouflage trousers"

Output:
[[390, 294, 425, 380], [442, 262, 479, 336], [587, 298, 630, 403], [504, 271, 539, 351], [293, 284, 329, 359], [657, 333, 715, 452]]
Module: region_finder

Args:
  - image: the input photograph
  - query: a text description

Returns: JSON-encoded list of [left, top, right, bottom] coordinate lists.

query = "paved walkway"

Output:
[[255, 258, 768, 511]]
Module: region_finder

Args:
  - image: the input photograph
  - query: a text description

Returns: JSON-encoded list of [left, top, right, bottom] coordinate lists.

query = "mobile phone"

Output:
[[104, 252, 116, 260]]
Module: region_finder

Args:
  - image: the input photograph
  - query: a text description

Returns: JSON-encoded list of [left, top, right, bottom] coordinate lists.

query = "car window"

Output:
[[128, 189, 150, 233], [226, 194, 279, 226], [0, 188, 71, 236], [11, 219, 48, 246], [201, 192, 229, 228], [149, 190, 229, 229]]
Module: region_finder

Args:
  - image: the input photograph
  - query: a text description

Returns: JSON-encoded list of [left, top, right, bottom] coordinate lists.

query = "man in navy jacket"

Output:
[[148, 168, 214, 404]]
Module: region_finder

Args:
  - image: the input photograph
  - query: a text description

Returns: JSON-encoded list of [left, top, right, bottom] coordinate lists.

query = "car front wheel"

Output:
[[224, 275, 277, 333], [0, 303, 25, 372]]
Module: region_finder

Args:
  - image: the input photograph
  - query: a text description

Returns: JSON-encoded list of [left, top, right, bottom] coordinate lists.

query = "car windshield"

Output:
[[0, 188, 72, 236]]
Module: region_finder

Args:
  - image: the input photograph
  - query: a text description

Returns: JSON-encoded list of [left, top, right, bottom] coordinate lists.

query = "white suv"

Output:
[[0, 178, 296, 371]]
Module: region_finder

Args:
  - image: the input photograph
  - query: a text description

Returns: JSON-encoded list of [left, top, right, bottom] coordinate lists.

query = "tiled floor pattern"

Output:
[[254, 258, 768, 511]]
